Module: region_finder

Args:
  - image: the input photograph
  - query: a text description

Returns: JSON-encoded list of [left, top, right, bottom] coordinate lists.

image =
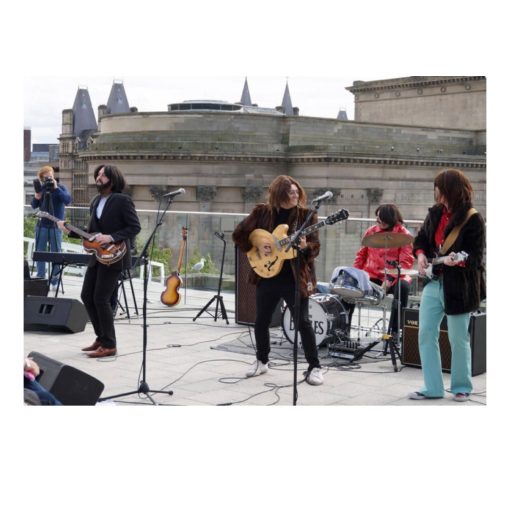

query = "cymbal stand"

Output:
[[382, 262, 402, 372]]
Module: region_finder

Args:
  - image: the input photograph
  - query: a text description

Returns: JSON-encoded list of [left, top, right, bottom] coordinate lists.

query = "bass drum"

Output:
[[282, 293, 347, 347]]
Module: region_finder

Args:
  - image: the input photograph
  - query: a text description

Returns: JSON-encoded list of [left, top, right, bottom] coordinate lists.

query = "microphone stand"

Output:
[[193, 231, 229, 323], [98, 195, 176, 405], [383, 261, 402, 372], [287, 200, 322, 406]]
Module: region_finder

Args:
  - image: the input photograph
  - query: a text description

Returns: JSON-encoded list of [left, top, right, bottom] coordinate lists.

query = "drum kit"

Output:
[[281, 230, 416, 366]]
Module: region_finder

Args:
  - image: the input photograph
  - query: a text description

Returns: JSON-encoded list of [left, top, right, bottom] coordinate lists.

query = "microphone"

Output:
[[386, 260, 398, 267], [312, 190, 333, 203], [214, 231, 225, 240], [162, 188, 185, 198]]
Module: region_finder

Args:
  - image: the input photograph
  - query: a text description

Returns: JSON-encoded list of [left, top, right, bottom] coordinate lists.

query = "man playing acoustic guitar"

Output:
[[59, 164, 141, 358], [232, 175, 324, 385]]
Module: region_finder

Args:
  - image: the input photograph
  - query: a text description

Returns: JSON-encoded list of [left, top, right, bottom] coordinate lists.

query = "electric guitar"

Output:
[[424, 251, 469, 280], [247, 209, 349, 278], [161, 226, 188, 306], [35, 210, 127, 265]]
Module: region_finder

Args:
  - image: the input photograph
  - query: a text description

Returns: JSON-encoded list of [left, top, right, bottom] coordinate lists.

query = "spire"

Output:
[[106, 80, 130, 114], [337, 108, 348, 121], [72, 87, 97, 137], [281, 81, 294, 115], [240, 77, 252, 106]]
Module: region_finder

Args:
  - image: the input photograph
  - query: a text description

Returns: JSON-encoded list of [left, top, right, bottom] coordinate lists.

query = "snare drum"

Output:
[[331, 270, 364, 300], [282, 293, 347, 346]]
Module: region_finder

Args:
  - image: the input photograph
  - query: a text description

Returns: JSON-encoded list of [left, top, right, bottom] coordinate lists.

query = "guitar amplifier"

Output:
[[402, 308, 486, 375]]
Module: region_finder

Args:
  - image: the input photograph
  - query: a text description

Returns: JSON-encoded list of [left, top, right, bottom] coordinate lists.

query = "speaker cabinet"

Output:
[[24, 296, 88, 333], [234, 246, 282, 327], [27, 351, 104, 405], [24, 278, 49, 297], [402, 308, 486, 375]]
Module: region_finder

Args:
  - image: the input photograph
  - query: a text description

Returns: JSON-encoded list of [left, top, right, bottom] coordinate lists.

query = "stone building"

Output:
[[56, 77, 486, 279]]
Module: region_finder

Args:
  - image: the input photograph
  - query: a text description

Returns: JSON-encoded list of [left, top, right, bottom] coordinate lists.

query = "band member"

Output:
[[59, 164, 141, 358], [232, 175, 324, 385], [343, 204, 414, 337], [409, 168, 485, 402]]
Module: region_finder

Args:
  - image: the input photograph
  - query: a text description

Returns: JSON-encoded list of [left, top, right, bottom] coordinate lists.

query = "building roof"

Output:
[[72, 88, 97, 137], [106, 81, 130, 114]]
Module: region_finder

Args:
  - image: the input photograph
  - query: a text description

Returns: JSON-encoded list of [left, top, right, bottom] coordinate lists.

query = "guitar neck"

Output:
[[38, 211, 91, 240], [278, 219, 326, 248]]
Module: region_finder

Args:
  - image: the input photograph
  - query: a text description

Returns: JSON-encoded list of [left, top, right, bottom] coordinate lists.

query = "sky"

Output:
[[23, 75, 397, 144]]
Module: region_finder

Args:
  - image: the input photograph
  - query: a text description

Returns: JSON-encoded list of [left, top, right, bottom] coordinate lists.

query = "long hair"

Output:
[[93, 164, 126, 193], [434, 168, 473, 211], [375, 203, 404, 229], [267, 175, 307, 209]]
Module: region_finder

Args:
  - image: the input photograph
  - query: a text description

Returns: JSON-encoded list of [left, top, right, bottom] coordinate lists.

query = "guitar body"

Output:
[[160, 271, 182, 306], [247, 225, 297, 278], [82, 238, 127, 265], [246, 209, 350, 279]]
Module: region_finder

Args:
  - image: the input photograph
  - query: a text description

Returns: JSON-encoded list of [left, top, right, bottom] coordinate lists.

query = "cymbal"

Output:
[[386, 268, 419, 277], [362, 232, 414, 248]]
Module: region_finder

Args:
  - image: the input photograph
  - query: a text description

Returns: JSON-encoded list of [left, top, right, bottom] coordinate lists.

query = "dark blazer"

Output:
[[87, 193, 141, 271], [413, 204, 486, 315]]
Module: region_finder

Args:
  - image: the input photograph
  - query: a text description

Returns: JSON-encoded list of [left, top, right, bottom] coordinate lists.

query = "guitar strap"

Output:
[[439, 208, 477, 255]]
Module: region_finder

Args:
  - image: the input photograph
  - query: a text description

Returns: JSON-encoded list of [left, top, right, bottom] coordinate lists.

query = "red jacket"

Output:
[[353, 224, 414, 288]]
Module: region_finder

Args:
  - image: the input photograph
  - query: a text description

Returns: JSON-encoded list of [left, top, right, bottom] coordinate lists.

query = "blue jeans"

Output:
[[418, 279, 472, 397], [35, 225, 62, 285], [24, 378, 62, 405]]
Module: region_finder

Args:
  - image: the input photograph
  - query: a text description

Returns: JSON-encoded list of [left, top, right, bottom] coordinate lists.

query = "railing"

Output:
[[24, 205, 424, 293]]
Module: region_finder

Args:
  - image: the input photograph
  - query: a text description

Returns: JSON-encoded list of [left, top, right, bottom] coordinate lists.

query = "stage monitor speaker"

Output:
[[24, 296, 88, 333], [234, 246, 282, 327], [402, 308, 486, 376], [27, 351, 104, 405]]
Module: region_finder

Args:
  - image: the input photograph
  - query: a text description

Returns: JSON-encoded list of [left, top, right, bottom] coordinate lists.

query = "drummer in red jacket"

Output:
[[345, 204, 414, 338]]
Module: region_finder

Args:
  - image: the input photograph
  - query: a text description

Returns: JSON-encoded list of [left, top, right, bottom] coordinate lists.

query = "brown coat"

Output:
[[232, 204, 320, 297]]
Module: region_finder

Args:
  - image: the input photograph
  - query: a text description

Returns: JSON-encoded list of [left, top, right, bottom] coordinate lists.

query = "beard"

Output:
[[96, 181, 110, 193]]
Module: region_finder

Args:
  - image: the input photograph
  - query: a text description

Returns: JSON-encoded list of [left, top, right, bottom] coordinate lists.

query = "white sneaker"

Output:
[[306, 367, 324, 386], [246, 360, 268, 378]]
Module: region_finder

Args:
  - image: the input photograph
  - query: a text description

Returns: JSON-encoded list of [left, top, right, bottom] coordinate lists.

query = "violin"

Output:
[[161, 227, 188, 306]]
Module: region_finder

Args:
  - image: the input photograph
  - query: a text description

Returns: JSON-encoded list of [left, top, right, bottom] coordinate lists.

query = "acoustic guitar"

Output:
[[247, 209, 349, 278], [35, 210, 127, 265], [161, 226, 188, 306]]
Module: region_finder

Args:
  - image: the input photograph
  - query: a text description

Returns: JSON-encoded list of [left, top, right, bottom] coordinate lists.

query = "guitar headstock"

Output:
[[181, 226, 188, 241], [325, 209, 349, 225]]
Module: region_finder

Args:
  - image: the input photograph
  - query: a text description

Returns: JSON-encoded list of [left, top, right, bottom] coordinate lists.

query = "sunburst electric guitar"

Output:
[[247, 209, 349, 278], [161, 226, 188, 306], [35, 210, 127, 265]]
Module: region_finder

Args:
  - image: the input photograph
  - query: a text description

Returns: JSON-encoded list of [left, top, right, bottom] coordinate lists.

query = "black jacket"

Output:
[[87, 193, 141, 270], [413, 204, 485, 315]]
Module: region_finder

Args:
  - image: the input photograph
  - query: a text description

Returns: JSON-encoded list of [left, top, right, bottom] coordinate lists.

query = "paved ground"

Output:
[[23, 274, 486, 406]]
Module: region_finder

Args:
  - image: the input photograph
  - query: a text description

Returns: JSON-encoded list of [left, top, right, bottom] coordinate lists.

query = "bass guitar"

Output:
[[247, 209, 349, 278], [35, 210, 127, 265], [161, 226, 188, 306], [423, 251, 469, 280]]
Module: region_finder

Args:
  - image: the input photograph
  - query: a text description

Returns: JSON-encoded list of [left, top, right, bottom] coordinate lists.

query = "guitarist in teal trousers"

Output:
[[410, 168, 485, 402]]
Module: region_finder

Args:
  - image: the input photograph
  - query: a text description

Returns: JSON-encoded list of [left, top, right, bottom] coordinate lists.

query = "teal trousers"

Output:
[[418, 279, 473, 397]]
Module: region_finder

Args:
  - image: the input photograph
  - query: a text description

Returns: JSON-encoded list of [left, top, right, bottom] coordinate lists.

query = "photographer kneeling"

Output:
[[31, 166, 71, 290]]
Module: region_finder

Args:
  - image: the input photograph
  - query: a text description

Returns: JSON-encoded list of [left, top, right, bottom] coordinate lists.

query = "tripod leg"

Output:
[[193, 296, 216, 321], [219, 296, 229, 324]]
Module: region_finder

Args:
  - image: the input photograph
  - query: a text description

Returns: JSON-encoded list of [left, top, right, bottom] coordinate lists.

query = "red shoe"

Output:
[[87, 346, 117, 358]]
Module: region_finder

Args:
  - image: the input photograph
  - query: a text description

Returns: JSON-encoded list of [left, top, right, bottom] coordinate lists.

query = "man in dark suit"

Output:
[[60, 164, 141, 358]]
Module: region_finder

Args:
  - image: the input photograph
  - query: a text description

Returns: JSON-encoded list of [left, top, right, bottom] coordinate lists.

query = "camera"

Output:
[[43, 175, 55, 191]]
